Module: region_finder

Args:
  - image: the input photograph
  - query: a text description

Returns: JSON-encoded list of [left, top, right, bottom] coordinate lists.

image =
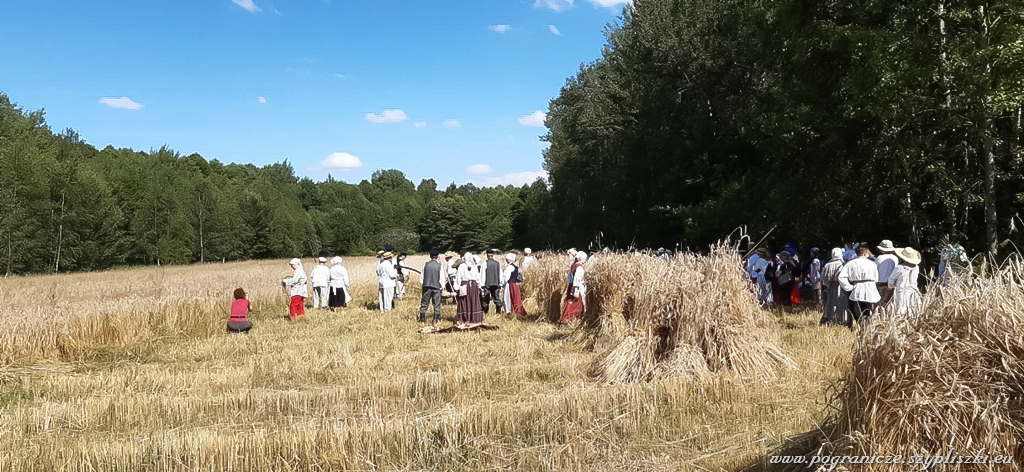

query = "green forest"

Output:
[[0, 93, 556, 274], [5, 0, 1024, 275], [544, 0, 1024, 259]]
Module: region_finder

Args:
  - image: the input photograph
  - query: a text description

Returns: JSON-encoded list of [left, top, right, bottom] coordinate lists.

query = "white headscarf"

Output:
[[331, 256, 343, 265], [575, 251, 587, 261], [289, 258, 302, 266], [463, 252, 476, 265], [830, 248, 843, 261], [505, 253, 517, 263]]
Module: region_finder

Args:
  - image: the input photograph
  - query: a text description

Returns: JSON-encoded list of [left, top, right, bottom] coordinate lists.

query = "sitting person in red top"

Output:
[[228, 288, 253, 333]]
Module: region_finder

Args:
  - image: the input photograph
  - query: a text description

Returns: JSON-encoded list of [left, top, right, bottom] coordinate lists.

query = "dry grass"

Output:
[[575, 248, 795, 383], [0, 256, 855, 471], [775, 261, 1024, 471]]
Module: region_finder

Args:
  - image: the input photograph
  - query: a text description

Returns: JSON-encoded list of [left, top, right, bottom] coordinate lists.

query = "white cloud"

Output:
[[548, 25, 561, 35], [443, 119, 460, 128], [467, 164, 492, 175], [518, 110, 547, 127], [232, 0, 261, 13], [414, 122, 427, 128], [481, 170, 549, 187], [534, 0, 574, 11], [99, 97, 143, 110], [489, 24, 511, 33], [257, 96, 267, 104], [334, 73, 345, 78], [320, 152, 364, 170], [589, 0, 631, 7], [365, 109, 408, 124]]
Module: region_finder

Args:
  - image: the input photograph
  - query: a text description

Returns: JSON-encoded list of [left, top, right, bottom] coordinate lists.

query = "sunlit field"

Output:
[[0, 256, 854, 471]]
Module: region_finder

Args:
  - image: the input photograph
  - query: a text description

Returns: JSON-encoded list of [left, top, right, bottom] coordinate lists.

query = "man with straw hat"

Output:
[[875, 240, 899, 307], [376, 252, 398, 312], [838, 246, 881, 327], [442, 251, 458, 297], [888, 247, 922, 316]]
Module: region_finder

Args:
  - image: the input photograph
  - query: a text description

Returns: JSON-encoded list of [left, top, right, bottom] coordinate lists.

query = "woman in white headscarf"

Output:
[[327, 256, 351, 310], [455, 252, 484, 323], [502, 252, 526, 317], [819, 248, 849, 326], [282, 258, 308, 321], [559, 251, 587, 323]]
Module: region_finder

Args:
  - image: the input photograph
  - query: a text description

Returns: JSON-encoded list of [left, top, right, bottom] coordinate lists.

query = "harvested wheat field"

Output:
[[0, 255, 859, 471]]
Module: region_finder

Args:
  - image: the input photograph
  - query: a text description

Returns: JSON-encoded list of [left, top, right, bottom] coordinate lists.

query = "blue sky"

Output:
[[1, 0, 629, 187]]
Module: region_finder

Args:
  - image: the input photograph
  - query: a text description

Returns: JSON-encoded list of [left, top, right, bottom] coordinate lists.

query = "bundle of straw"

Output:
[[805, 260, 1024, 468], [520, 252, 573, 323], [584, 246, 794, 382]]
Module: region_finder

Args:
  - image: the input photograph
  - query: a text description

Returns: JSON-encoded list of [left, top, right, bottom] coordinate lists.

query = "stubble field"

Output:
[[0, 256, 853, 471]]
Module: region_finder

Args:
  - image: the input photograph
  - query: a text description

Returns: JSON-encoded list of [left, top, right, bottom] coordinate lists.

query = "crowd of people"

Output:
[[225, 238, 971, 333], [745, 238, 969, 328]]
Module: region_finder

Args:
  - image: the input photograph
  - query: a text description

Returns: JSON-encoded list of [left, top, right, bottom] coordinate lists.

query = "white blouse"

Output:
[[838, 257, 880, 303]]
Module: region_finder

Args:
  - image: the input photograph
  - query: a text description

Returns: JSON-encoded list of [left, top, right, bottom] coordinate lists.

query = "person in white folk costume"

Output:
[[282, 258, 309, 321], [376, 252, 398, 312], [502, 252, 527, 317], [522, 248, 536, 269], [310, 257, 331, 310], [443, 251, 458, 297], [394, 253, 410, 300], [838, 246, 881, 327], [558, 250, 588, 323], [455, 253, 484, 323], [327, 256, 351, 310], [888, 247, 922, 316], [874, 240, 899, 307]]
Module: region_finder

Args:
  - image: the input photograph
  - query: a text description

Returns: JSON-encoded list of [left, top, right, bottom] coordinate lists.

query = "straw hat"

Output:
[[877, 239, 897, 252], [444, 251, 456, 259], [382, 251, 393, 259], [895, 247, 922, 265]]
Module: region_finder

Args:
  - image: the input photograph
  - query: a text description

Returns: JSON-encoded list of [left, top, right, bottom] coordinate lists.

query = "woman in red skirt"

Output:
[[559, 251, 587, 323]]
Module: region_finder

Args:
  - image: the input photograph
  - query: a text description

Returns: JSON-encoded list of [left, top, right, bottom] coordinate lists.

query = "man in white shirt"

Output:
[[310, 257, 330, 310], [376, 252, 398, 312], [838, 246, 881, 327], [874, 240, 899, 307]]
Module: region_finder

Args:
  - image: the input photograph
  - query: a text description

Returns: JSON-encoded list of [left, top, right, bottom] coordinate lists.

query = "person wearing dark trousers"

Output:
[[481, 249, 505, 314], [838, 246, 881, 328], [419, 249, 444, 324]]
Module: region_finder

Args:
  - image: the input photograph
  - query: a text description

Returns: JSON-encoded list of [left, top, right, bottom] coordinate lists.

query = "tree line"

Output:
[[543, 0, 1024, 259], [0, 93, 557, 275]]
